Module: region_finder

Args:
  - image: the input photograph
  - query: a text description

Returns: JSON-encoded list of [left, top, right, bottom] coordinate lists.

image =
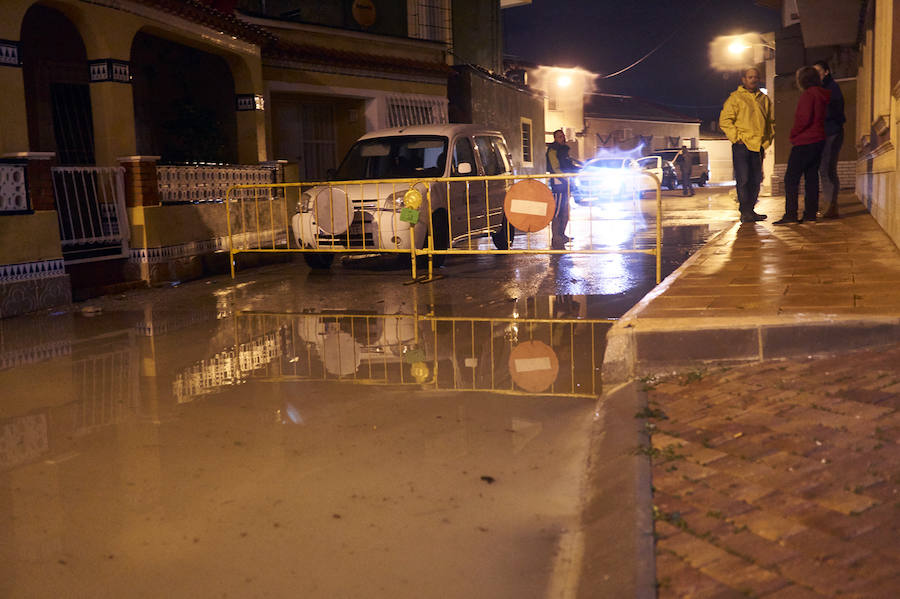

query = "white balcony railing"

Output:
[[51, 166, 129, 262], [157, 164, 275, 204]]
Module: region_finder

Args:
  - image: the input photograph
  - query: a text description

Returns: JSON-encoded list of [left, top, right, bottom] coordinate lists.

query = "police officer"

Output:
[[675, 145, 694, 196]]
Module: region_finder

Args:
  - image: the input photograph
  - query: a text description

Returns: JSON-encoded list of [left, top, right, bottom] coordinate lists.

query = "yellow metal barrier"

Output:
[[219, 310, 614, 399], [223, 171, 663, 284]]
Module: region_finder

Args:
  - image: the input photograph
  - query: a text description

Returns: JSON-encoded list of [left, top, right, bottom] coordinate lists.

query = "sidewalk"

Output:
[[603, 192, 900, 382], [645, 343, 900, 598], [598, 192, 900, 597]]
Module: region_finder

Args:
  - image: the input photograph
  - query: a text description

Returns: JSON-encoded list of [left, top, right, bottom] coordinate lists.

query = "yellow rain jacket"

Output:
[[719, 85, 775, 152]]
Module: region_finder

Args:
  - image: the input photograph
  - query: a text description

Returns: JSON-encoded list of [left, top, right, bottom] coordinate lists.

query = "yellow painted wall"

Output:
[[0, 58, 28, 155], [270, 27, 445, 64], [0, 212, 63, 264], [263, 65, 445, 97], [128, 201, 288, 248], [3, 0, 265, 164], [127, 204, 227, 248]]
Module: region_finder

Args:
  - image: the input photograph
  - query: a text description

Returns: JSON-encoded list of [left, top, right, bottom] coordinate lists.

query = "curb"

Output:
[[573, 382, 656, 599], [602, 222, 900, 383]]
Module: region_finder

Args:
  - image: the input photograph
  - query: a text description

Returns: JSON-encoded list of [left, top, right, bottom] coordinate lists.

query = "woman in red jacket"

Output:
[[774, 66, 831, 224]]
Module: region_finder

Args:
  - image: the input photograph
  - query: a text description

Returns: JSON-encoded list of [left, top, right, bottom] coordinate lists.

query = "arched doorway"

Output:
[[21, 3, 95, 165], [131, 32, 238, 164]]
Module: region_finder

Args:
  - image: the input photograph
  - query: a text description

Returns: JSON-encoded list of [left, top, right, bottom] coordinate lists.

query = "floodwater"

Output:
[[0, 187, 739, 597], [0, 301, 602, 598]]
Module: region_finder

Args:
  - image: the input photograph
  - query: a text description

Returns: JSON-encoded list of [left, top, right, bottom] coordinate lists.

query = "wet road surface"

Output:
[[1, 187, 740, 597]]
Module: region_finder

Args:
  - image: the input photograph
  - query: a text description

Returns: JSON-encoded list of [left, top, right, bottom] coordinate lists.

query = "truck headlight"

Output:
[[299, 192, 312, 213]]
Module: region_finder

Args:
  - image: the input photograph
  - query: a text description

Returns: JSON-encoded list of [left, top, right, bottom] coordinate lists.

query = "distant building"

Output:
[[581, 93, 701, 160]]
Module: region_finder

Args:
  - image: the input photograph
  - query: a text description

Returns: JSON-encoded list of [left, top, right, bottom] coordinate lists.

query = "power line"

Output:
[[599, 0, 715, 79]]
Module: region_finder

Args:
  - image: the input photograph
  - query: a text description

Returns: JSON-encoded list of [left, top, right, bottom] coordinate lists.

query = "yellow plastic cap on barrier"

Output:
[[403, 188, 423, 211], [411, 361, 430, 383]]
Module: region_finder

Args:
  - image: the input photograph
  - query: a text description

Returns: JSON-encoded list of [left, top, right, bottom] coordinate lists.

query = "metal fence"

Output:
[[51, 166, 129, 262], [224, 171, 663, 283]]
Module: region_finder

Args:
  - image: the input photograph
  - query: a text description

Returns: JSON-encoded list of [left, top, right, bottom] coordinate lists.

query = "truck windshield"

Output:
[[334, 136, 449, 180]]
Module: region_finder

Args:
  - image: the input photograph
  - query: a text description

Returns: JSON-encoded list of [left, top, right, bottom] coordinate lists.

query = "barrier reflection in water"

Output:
[[228, 311, 612, 398]]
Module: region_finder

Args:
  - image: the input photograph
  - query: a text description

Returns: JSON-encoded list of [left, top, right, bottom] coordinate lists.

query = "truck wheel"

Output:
[[303, 251, 334, 269]]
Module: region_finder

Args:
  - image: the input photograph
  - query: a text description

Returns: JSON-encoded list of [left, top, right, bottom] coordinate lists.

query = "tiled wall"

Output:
[[771, 161, 856, 195], [0, 259, 71, 319]]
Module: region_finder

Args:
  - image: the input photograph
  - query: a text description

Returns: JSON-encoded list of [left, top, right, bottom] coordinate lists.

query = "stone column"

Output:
[[236, 93, 267, 164], [88, 59, 138, 166], [117, 156, 160, 207]]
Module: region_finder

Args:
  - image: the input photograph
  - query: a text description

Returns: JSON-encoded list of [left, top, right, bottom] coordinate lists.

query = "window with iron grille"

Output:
[[387, 95, 448, 127], [520, 118, 533, 165], [407, 0, 452, 44]]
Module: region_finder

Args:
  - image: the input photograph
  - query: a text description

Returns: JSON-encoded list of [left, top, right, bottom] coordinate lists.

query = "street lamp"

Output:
[[728, 41, 751, 55], [710, 33, 774, 71]]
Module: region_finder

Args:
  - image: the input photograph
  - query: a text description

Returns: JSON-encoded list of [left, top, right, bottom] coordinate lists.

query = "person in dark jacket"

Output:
[[674, 145, 694, 196], [774, 67, 831, 225], [546, 129, 581, 249], [813, 60, 846, 218]]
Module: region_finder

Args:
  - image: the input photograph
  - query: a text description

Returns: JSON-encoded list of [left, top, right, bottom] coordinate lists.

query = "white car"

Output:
[[291, 124, 516, 268], [572, 156, 663, 204]]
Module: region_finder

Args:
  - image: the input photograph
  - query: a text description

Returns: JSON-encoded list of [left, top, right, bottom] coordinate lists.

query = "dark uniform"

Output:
[[546, 139, 580, 249], [676, 147, 694, 196]]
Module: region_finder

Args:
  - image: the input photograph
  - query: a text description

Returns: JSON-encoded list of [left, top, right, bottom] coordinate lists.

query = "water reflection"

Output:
[[175, 309, 611, 404], [0, 329, 138, 470]]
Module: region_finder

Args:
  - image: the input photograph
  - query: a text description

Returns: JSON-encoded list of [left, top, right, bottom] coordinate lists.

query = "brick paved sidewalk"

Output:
[[640, 342, 900, 598]]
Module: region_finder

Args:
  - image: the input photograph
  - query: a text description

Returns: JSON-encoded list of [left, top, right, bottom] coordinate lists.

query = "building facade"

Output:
[[853, 0, 900, 245], [2, 0, 536, 318], [581, 93, 701, 161], [765, 1, 859, 197]]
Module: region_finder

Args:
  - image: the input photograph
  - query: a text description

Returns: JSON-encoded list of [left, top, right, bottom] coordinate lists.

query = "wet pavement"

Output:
[[7, 185, 877, 598], [0, 297, 601, 598], [645, 342, 900, 598], [595, 191, 900, 598], [604, 192, 900, 382]]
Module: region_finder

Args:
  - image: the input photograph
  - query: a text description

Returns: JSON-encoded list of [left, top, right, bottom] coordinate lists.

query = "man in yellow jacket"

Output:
[[719, 67, 775, 223]]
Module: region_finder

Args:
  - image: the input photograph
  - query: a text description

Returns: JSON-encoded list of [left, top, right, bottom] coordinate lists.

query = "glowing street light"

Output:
[[557, 74, 572, 88], [728, 41, 751, 55], [710, 32, 774, 71]]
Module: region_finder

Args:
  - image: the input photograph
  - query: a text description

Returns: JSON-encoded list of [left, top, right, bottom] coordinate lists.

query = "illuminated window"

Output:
[[408, 0, 452, 44], [520, 118, 533, 165]]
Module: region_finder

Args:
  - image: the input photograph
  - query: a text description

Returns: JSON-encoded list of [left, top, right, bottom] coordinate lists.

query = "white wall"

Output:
[[702, 139, 735, 184]]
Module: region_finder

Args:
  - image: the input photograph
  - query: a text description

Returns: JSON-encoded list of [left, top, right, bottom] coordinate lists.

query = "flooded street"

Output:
[[1, 188, 739, 597]]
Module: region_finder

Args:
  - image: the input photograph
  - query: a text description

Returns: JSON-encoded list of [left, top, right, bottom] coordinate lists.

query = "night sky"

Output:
[[502, 0, 781, 123]]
